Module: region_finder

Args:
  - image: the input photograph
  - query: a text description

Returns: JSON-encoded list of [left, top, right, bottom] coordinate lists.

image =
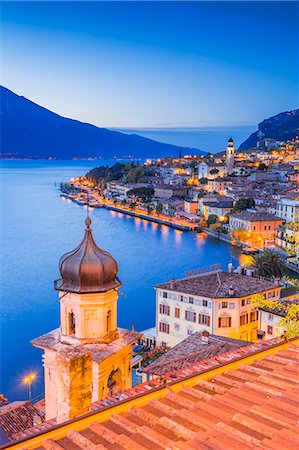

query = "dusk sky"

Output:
[[1, 1, 298, 129]]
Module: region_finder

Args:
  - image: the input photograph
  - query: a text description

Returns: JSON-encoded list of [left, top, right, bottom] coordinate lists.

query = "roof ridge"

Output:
[[213, 271, 222, 297]]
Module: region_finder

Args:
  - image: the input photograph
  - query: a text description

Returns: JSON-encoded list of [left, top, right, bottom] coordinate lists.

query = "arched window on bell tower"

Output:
[[106, 310, 111, 334], [68, 312, 76, 335]]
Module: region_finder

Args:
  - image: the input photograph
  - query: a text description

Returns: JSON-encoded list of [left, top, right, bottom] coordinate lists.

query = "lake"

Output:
[[0, 160, 242, 401]]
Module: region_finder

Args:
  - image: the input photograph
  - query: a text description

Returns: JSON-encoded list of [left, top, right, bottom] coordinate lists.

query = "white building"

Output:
[[275, 198, 299, 223], [226, 137, 235, 175], [154, 267, 280, 347]]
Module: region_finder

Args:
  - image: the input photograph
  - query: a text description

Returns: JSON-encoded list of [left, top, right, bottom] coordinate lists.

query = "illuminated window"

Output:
[[267, 325, 273, 335], [175, 308, 180, 318], [222, 302, 228, 308], [218, 317, 231, 328], [240, 314, 248, 326], [250, 311, 258, 322], [241, 299, 246, 306]]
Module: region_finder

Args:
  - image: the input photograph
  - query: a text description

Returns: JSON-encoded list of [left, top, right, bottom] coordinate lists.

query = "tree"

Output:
[[127, 187, 154, 202], [146, 204, 153, 215], [156, 203, 163, 216], [210, 168, 219, 175], [129, 202, 136, 210], [121, 199, 127, 206], [207, 214, 218, 226], [250, 250, 286, 279], [210, 222, 224, 234], [252, 294, 299, 339], [233, 197, 255, 212], [199, 177, 208, 185]]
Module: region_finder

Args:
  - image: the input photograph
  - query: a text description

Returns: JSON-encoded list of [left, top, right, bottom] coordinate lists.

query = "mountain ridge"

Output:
[[239, 109, 299, 149], [0, 86, 204, 159]]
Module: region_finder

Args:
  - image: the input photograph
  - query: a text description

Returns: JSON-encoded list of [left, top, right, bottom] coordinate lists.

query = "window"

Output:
[[175, 308, 180, 318], [180, 295, 184, 302], [218, 317, 231, 328], [187, 329, 193, 336], [264, 225, 267, 230], [268, 291, 275, 299], [253, 226, 256, 231], [267, 325, 273, 335], [246, 298, 251, 305], [240, 314, 248, 326], [199, 314, 210, 326], [268, 313, 274, 321], [68, 312, 76, 335], [222, 302, 228, 308], [250, 311, 258, 322], [159, 322, 170, 334], [203, 300, 208, 307], [174, 323, 180, 331], [229, 302, 235, 309], [163, 291, 168, 298], [241, 299, 246, 307], [185, 311, 196, 322], [159, 304, 170, 315], [189, 297, 194, 304]]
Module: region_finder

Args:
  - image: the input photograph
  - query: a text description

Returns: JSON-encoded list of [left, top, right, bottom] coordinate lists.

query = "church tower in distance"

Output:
[[226, 137, 235, 174], [32, 217, 140, 423]]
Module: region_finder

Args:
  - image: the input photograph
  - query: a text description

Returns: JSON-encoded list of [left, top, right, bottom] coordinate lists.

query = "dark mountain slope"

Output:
[[239, 109, 299, 149], [0, 86, 203, 159]]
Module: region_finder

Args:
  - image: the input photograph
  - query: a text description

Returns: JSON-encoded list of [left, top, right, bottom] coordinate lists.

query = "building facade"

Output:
[[275, 198, 299, 223], [226, 137, 235, 174], [229, 210, 284, 241], [155, 268, 281, 347]]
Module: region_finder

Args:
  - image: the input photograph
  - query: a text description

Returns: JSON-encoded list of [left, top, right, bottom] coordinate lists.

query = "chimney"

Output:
[[201, 330, 209, 344], [228, 285, 234, 296], [228, 263, 233, 273], [170, 278, 175, 289]]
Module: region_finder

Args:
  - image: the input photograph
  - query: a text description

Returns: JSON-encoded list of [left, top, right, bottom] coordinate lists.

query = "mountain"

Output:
[[0, 86, 204, 159], [239, 109, 299, 149]]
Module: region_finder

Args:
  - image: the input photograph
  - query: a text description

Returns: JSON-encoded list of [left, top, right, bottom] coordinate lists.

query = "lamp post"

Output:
[[23, 373, 36, 402]]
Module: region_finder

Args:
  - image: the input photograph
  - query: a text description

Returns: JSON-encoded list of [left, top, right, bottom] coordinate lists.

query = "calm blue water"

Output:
[[0, 160, 242, 402]]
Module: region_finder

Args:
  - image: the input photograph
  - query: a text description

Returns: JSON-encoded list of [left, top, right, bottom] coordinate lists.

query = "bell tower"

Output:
[[32, 218, 140, 423], [226, 137, 234, 174]]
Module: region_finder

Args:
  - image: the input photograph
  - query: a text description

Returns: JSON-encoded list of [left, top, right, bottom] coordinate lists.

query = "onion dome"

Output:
[[55, 217, 121, 293]]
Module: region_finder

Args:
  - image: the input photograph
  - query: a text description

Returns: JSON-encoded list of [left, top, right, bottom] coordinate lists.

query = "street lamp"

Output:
[[23, 373, 36, 402]]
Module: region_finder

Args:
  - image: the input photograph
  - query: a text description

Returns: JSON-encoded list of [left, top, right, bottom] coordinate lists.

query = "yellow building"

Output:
[[155, 266, 281, 347], [32, 217, 140, 423]]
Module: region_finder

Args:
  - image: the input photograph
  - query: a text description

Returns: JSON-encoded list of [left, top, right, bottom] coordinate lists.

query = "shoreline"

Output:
[[60, 193, 199, 231]]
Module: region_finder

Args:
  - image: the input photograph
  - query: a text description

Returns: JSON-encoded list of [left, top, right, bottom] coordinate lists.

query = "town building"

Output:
[[154, 184, 187, 198], [226, 137, 235, 174], [207, 176, 232, 195], [32, 218, 140, 423], [229, 210, 283, 242], [275, 197, 299, 222], [202, 198, 234, 220], [258, 300, 299, 340], [197, 162, 227, 180], [183, 199, 198, 215], [106, 181, 149, 199], [154, 267, 281, 347]]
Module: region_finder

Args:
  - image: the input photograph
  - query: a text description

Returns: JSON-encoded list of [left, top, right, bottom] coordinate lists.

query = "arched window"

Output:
[[68, 312, 76, 335], [106, 310, 111, 333]]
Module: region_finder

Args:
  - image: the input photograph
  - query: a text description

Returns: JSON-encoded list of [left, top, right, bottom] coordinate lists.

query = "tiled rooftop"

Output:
[[230, 210, 283, 222], [0, 401, 44, 443], [155, 270, 277, 299], [16, 342, 299, 450], [143, 333, 251, 376]]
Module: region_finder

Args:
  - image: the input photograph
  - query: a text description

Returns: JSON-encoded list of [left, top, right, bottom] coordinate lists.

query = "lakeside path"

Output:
[[60, 193, 200, 231]]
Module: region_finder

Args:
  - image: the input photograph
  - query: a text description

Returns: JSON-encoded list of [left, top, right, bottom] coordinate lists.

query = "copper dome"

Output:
[[55, 217, 121, 293]]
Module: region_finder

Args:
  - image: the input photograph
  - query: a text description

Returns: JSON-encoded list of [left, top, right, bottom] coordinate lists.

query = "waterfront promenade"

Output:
[[60, 192, 200, 231]]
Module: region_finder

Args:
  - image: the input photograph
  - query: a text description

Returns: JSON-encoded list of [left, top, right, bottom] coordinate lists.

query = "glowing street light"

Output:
[[23, 373, 36, 402]]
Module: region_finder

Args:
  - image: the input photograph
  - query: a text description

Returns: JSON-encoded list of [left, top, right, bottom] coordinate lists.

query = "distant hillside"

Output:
[[239, 109, 299, 149], [0, 86, 203, 159]]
